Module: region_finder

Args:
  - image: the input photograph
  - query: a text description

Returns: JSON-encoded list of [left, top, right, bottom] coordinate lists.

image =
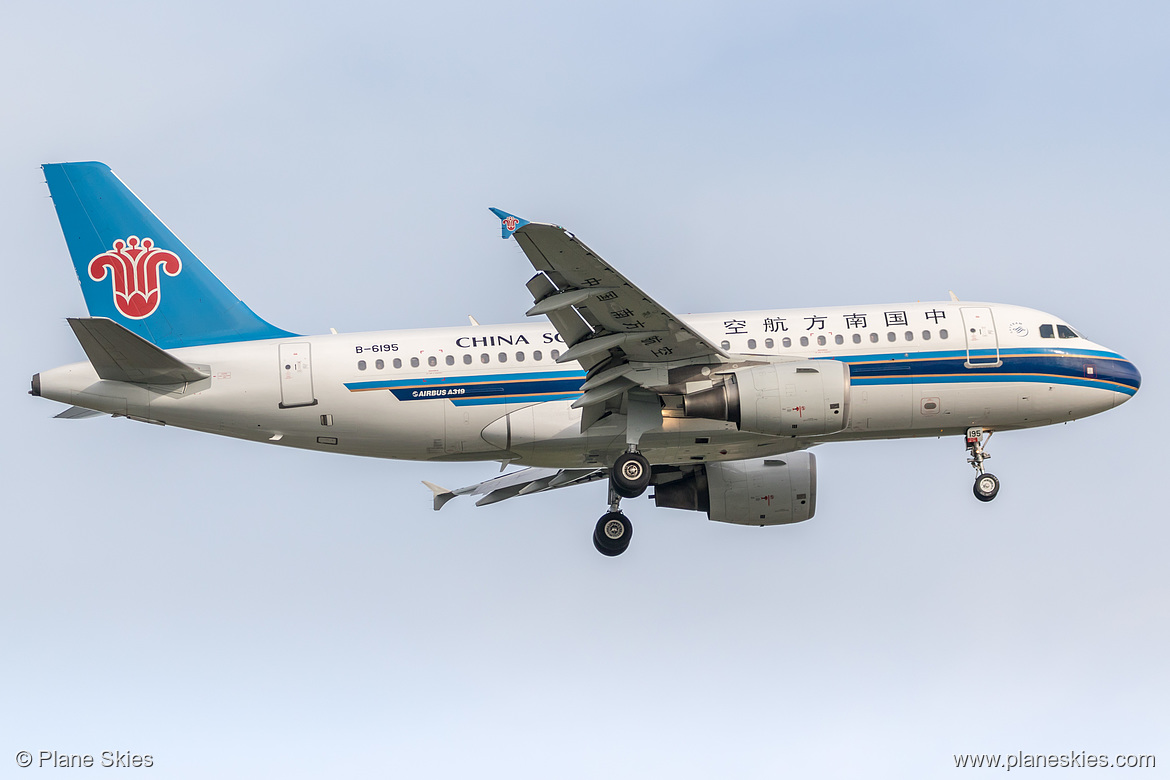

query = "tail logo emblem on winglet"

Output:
[[501, 216, 520, 232], [88, 236, 182, 320]]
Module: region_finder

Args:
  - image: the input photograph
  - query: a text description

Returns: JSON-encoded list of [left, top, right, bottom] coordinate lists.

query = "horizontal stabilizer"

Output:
[[68, 317, 210, 384]]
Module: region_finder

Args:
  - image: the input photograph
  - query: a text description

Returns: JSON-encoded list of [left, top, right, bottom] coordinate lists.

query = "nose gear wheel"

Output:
[[973, 473, 1000, 501], [965, 427, 1000, 502]]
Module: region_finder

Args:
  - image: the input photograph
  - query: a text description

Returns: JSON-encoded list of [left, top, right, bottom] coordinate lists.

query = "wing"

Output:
[[490, 208, 729, 429], [424, 467, 607, 511]]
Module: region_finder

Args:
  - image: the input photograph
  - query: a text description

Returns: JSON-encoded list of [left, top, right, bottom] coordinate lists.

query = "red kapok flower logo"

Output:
[[88, 236, 182, 320]]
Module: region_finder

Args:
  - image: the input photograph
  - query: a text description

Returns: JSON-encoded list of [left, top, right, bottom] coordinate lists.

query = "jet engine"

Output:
[[683, 360, 850, 436], [653, 453, 817, 526]]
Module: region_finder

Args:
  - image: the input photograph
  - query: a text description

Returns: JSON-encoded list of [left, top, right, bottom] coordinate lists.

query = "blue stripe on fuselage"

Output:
[[341, 347, 1138, 404], [835, 348, 1139, 395], [343, 369, 587, 405]]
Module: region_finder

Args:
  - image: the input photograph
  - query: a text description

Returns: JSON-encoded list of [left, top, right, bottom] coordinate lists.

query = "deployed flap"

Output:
[[425, 467, 606, 511], [67, 317, 210, 384]]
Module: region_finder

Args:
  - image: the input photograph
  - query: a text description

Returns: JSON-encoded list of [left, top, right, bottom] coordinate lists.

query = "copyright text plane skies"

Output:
[[31, 162, 1141, 556]]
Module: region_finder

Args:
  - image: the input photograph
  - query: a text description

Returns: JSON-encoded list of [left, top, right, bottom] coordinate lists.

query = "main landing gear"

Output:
[[611, 450, 651, 498], [593, 449, 651, 557], [966, 427, 1000, 502]]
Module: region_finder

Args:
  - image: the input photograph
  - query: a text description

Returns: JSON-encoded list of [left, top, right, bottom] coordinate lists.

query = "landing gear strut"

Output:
[[593, 453, 647, 556], [966, 427, 1000, 502]]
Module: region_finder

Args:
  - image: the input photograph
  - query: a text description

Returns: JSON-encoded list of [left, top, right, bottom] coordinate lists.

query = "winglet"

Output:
[[422, 480, 458, 511], [489, 207, 530, 239]]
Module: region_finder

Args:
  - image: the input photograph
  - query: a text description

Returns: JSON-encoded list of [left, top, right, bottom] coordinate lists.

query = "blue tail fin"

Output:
[[43, 162, 296, 348]]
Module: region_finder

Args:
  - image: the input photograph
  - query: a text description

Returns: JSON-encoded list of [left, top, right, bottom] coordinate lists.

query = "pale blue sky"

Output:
[[3, 2, 1167, 777]]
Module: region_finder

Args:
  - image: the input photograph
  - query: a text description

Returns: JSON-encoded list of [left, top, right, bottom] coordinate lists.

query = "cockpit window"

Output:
[[1039, 324, 1054, 339], [1057, 324, 1080, 339]]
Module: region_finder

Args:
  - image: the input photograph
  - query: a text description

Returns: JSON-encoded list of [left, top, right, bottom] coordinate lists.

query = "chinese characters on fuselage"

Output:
[[724, 309, 947, 336]]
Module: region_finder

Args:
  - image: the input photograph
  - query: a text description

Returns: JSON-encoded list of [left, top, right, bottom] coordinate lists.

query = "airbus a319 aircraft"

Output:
[[31, 162, 1141, 556]]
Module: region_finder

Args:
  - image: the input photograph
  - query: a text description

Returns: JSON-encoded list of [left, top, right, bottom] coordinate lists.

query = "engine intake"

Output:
[[683, 360, 850, 436]]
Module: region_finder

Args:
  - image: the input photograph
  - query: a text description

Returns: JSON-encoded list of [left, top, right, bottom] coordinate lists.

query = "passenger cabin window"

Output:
[[922, 330, 931, 341], [480, 353, 490, 364], [533, 350, 543, 361], [817, 335, 826, 346], [410, 357, 420, 368], [1057, 325, 1079, 339], [852, 333, 861, 344], [765, 338, 774, 349], [720, 340, 731, 350], [393, 358, 402, 369], [939, 329, 949, 339], [799, 336, 809, 347], [463, 354, 472, 365], [905, 331, 913, 341], [747, 339, 757, 350], [869, 333, 879, 343], [446, 355, 454, 366], [358, 360, 367, 370], [516, 351, 525, 362], [834, 334, 844, 345], [887, 332, 896, 342], [782, 337, 792, 348], [551, 349, 561, 361], [1039, 324, 1055, 338], [498, 352, 507, 363], [375, 359, 384, 370]]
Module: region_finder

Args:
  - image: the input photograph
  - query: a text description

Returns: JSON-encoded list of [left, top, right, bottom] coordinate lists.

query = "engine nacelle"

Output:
[[653, 453, 817, 526], [683, 360, 850, 436]]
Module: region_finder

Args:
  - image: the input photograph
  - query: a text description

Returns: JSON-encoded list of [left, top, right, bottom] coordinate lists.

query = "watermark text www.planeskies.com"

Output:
[[954, 751, 1155, 771], [15, 751, 153, 769]]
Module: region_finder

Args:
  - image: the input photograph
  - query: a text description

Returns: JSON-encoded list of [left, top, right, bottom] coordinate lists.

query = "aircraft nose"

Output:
[[1112, 356, 1141, 407]]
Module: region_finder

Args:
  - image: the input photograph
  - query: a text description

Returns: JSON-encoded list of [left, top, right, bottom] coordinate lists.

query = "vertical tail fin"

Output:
[[43, 162, 295, 348]]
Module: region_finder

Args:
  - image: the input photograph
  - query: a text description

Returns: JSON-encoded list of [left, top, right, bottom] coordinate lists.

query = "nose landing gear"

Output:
[[966, 427, 1000, 502]]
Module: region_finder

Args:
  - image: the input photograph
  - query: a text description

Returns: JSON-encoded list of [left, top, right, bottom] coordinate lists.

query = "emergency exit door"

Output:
[[961, 307, 1001, 368], [279, 343, 318, 408]]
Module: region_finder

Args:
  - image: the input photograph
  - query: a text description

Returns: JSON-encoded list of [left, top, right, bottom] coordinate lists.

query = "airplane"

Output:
[[30, 162, 1141, 556]]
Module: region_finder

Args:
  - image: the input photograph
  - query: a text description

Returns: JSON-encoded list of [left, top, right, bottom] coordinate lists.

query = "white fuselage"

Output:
[[35, 301, 1140, 468]]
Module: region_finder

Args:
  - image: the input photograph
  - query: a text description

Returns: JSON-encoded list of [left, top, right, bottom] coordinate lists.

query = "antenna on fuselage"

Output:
[[949, 291, 960, 302]]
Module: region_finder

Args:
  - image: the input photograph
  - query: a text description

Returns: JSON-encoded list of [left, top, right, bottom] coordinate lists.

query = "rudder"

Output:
[[43, 161, 295, 348]]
